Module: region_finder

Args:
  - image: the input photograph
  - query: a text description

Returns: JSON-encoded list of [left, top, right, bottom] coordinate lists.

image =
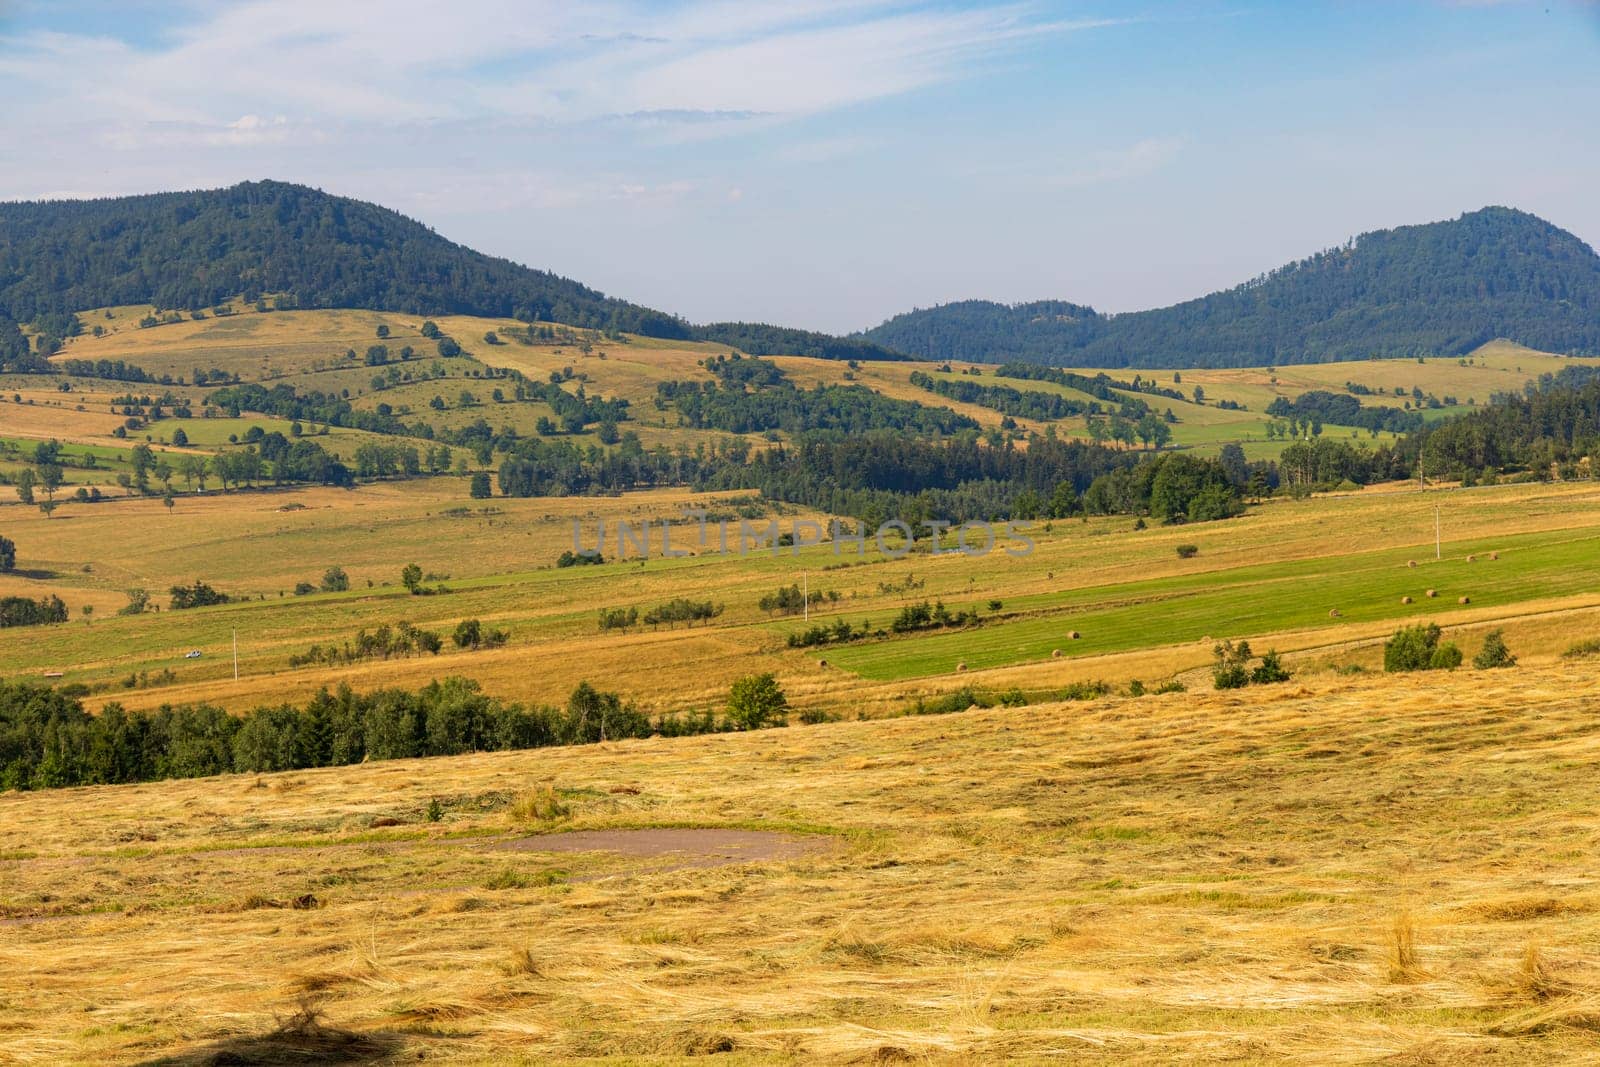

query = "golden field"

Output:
[[6, 661, 1600, 1063]]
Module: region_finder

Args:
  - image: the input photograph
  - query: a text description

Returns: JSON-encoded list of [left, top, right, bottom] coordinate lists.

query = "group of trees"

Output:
[[1266, 391, 1423, 434], [908, 370, 1092, 421], [658, 365, 977, 437], [0, 594, 68, 628], [1411, 369, 1600, 480], [168, 580, 230, 610], [0, 672, 792, 791], [1079, 452, 1246, 524]]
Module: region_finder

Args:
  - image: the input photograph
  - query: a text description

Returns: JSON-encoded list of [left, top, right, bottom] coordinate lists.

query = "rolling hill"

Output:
[[862, 207, 1600, 367], [0, 180, 906, 365]]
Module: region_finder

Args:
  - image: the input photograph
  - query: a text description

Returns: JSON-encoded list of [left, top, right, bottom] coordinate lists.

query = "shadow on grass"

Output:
[[137, 1001, 404, 1066]]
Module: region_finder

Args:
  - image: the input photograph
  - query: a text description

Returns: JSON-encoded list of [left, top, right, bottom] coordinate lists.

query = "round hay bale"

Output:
[[1051, 649, 1063, 659], [1068, 630, 1081, 640], [1458, 595, 1470, 605], [1401, 595, 1413, 605], [817, 659, 828, 669], [1465, 554, 1476, 563], [1426, 589, 1438, 598], [1490, 551, 1499, 561], [1201, 635, 1213, 645], [956, 662, 968, 673], [1328, 608, 1341, 618], [1407, 560, 1418, 568]]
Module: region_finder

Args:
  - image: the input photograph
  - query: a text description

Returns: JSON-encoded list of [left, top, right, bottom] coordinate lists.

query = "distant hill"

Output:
[[861, 208, 1600, 368], [0, 180, 906, 364]]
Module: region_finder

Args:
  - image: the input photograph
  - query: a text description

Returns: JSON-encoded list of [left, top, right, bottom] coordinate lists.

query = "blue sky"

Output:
[[1, 1, 1597, 332]]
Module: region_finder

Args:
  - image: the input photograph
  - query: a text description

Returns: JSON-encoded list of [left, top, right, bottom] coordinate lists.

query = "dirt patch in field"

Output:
[[495, 828, 834, 869]]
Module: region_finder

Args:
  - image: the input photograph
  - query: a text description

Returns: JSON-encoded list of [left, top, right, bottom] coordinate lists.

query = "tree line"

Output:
[[0, 673, 792, 791]]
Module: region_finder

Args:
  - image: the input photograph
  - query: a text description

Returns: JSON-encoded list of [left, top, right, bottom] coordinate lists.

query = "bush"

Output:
[[727, 673, 788, 730], [1250, 649, 1290, 684], [556, 550, 604, 568], [1211, 641, 1288, 688], [1212, 639, 1252, 689], [293, 581, 315, 596], [1562, 638, 1600, 659], [1473, 629, 1517, 669], [1429, 642, 1463, 670], [453, 618, 508, 650], [1176, 543, 1199, 559], [0, 535, 13, 573], [1384, 623, 1444, 672], [169, 580, 230, 610], [320, 566, 350, 593]]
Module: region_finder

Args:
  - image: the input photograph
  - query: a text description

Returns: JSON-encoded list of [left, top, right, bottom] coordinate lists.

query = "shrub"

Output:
[[1384, 623, 1444, 672], [1561, 638, 1600, 659], [556, 550, 604, 568], [1473, 629, 1517, 669], [169, 580, 230, 610], [727, 673, 788, 730], [1250, 649, 1290, 685], [1176, 543, 1199, 559], [1060, 680, 1111, 701], [453, 619, 508, 650], [1212, 639, 1252, 689], [1429, 642, 1463, 670], [320, 567, 350, 593], [0, 535, 14, 573], [293, 581, 315, 596], [597, 607, 638, 631]]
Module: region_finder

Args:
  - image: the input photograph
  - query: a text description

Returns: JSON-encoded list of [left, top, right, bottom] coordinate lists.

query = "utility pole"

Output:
[[1435, 506, 1441, 561], [803, 571, 809, 623], [232, 629, 239, 681]]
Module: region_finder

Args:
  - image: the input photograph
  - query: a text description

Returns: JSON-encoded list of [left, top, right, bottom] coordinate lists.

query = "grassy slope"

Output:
[[3, 474, 1599, 720], [5, 661, 1600, 1062]]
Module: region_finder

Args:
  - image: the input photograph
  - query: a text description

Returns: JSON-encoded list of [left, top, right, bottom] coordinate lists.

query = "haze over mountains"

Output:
[[2, 183, 1597, 371]]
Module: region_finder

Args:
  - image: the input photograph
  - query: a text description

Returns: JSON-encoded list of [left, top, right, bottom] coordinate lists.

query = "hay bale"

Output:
[[817, 659, 828, 669], [1051, 649, 1063, 659], [1329, 608, 1341, 618], [1465, 554, 1476, 563], [956, 662, 968, 673], [1401, 595, 1413, 605], [1407, 560, 1418, 568], [1068, 630, 1081, 640], [1490, 551, 1499, 561], [1426, 589, 1438, 598], [1458, 595, 1471, 605]]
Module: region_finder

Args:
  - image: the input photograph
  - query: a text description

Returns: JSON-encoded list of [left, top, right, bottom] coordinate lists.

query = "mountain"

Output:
[[0, 180, 905, 364], [860, 208, 1600, 367]]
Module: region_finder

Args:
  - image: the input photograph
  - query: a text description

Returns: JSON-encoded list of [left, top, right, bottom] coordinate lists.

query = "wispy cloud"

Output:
[[0, 1, 1099, 138]]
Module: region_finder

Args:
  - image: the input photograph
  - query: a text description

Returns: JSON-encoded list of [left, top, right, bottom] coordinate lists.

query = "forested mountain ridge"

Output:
[[0, 180, 905, 362], [861, 208, 1600, 368]]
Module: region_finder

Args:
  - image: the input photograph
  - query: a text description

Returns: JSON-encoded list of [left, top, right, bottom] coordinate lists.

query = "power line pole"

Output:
[[232, 629, 239, 681], [803, 571, 809, 623], [1435, 506, 1441, 561]]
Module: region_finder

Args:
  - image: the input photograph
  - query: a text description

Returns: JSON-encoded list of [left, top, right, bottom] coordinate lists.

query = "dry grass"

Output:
[[6, 661, 1600, 1062]]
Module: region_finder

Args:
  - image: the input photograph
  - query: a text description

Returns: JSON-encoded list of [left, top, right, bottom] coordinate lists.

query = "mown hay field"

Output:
[[6, 661, 1600, 1063]]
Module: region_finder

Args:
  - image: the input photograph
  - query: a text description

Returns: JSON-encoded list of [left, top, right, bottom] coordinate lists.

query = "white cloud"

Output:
[[0, 1, 1102, 134]]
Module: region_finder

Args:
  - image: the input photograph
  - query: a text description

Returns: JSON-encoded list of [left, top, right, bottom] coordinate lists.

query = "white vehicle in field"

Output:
[[184, 650, 203, 659]]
